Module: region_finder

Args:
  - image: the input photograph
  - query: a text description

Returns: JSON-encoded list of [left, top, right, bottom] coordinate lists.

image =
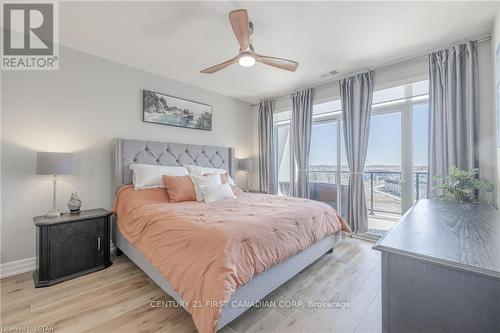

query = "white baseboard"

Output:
[[0, 257, 36, 279]]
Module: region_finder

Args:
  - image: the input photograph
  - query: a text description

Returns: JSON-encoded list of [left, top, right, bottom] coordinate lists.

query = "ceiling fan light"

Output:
[[239, 54, 255, 67]]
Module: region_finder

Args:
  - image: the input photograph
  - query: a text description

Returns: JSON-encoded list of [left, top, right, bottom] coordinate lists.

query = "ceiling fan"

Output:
[[200, 9, 299, 74]]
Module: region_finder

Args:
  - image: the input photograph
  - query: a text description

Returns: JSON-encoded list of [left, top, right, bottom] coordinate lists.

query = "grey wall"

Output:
[[1, 46, 256, 264]]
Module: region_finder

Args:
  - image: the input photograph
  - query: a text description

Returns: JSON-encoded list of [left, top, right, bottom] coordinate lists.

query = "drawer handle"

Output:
[[97, 237, 101, 251]]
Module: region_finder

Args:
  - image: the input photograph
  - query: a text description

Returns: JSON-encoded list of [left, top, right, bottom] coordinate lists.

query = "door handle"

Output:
[[97, 237, 101, 251]]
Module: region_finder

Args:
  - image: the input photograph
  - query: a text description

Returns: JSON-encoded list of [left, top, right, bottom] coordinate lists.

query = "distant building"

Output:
[[383, 178, 402, 195]]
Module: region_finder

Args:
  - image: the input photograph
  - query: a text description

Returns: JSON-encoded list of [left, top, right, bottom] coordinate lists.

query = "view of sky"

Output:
[[277, 80, 430, 181], [308, 103, 428, 168]]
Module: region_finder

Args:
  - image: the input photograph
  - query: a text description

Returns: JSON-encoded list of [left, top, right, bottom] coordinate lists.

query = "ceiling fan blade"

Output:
[[229, 9, 250, 51], [255, 54, 299, 72], [200, 56, 238, 74]]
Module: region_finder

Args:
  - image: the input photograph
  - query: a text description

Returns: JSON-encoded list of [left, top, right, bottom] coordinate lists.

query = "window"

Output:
[[274, 111, 291, 195], [365, 112, 402, 218], [309, 121, 339, 210], [272, 78, 429, 234], [276, 123, 291, 195], [274, 100, 344, 197], [313, 100, 341, 117], [413, 102, 429, 202], [308, 100, 348, 216], [372, 85, 406, 105], [365, 79, 429, 234]]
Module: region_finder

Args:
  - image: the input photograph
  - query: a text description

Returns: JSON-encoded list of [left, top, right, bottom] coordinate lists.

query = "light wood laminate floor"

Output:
[[1, 238, 381, 333]]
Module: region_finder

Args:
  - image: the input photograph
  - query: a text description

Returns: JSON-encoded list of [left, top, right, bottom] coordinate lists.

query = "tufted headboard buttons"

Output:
[[112, 138, 235, 193]]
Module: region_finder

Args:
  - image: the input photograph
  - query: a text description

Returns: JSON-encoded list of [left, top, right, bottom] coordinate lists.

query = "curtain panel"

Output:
[[427, 41, 479, 198], [290, 88, 315, 198], [340, 71, 374, 233], [258, 100, 277, 194]]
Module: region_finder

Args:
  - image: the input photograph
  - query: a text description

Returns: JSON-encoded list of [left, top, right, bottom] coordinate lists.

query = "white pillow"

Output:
[[130, 164, 188, 190], [201, 183, 236, 203], [190, 173, 222, 201], [185, 165, 235, 185]]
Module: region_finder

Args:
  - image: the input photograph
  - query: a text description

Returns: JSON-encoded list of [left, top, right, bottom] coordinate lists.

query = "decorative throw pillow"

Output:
[[190, 173, 222, 201], [162, 175, 196, 203], [206, 173, 243, 195], [201, 183, 236, 203], [185, 165, 236, 185], [130, 164, 189, 190]]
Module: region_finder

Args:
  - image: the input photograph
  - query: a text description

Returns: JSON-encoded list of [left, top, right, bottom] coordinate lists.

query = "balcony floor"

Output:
[[367, 213, 399, 236]]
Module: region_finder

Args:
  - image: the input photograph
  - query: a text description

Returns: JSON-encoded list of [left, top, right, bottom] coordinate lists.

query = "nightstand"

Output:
[[33, 209, 112, 288]]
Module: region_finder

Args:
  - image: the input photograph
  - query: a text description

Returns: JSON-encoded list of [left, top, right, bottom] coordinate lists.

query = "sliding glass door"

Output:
[[273, 79, 429, 236], [307, 100, 347, 217], [365, 80, 429, 235], [364, 111, 402, 233], [275, 111, 291, 196], [309, 118, 347, 217]]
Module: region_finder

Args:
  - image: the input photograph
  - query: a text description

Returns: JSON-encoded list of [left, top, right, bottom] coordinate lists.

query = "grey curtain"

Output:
[[428, 41, 479, 198], [258, 100, 277, 194], [290, 88, 315, 198], [340, 71, 374, 233]]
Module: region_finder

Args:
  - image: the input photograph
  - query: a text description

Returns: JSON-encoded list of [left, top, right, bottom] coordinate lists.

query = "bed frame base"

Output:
[[115, 226, 341, 330]]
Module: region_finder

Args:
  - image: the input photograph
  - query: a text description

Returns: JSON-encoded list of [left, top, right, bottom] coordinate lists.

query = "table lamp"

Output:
[[238, 158, 254, 192], [37, 152, 73, 217]]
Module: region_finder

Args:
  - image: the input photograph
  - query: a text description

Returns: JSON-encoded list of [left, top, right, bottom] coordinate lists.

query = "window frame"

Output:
[[309, 104, 344, 214], [272, 76, 430, 213], [369, 80, 430, 212]]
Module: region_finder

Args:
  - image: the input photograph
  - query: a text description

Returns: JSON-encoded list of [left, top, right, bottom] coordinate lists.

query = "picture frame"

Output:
[[143, 89, 212, 131]]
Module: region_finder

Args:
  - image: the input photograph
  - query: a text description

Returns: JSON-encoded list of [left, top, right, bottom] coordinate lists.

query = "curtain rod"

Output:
[[250, 35, 491, 107]]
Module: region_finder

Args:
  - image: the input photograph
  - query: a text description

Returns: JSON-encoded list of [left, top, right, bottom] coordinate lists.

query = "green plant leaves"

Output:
[[432, 166, 495, 203]]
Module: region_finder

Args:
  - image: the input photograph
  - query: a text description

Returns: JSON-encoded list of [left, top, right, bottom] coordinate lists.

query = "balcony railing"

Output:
[[279, 170, 428, 216]]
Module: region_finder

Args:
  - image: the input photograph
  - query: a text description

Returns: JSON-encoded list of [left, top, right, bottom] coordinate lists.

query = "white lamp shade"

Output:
[[36, 152, 73, 175], [238, 158, 254, 171]]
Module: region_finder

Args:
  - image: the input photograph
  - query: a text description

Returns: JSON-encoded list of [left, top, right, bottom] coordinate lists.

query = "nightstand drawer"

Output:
[[48, 218, 105, 278]]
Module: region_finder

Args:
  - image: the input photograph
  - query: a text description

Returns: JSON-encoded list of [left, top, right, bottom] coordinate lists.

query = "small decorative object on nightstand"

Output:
[[33, 209, 112, 288], [67, 192, 82, 214]]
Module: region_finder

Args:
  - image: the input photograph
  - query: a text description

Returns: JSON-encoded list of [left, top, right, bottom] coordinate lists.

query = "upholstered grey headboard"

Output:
[[112, 138, 235, 192]]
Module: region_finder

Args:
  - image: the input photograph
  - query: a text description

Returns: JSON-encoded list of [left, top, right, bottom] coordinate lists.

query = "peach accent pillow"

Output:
[[203, 172, 231, 184], [162, 175, 196, 203], [204, 173, 243, 195], [220, 173, 229, 184]]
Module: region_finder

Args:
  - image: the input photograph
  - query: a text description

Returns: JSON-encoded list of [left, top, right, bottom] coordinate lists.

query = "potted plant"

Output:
[[433, 166, 495, 203]]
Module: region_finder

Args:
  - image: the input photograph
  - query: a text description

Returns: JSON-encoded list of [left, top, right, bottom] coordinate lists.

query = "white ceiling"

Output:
[[60, 1, 500, 104]]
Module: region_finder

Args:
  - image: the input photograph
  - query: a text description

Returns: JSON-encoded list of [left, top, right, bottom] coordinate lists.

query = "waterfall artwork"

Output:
[[143, 90, 212, 131]]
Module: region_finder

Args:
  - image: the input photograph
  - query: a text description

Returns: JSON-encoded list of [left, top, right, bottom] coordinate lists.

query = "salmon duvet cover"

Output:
[[113, 185, 350, 333]]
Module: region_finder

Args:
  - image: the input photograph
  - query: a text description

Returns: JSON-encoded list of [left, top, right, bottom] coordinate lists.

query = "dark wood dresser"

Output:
[[33, 209, 112, 287], [373, 199, 500, 333]]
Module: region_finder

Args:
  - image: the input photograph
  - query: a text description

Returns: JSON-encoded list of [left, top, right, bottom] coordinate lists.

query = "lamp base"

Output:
[[45, 209, 61, 218]]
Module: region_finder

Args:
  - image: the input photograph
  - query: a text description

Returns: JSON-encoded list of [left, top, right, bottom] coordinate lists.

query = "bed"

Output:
[[111, 138, 350, 333]]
